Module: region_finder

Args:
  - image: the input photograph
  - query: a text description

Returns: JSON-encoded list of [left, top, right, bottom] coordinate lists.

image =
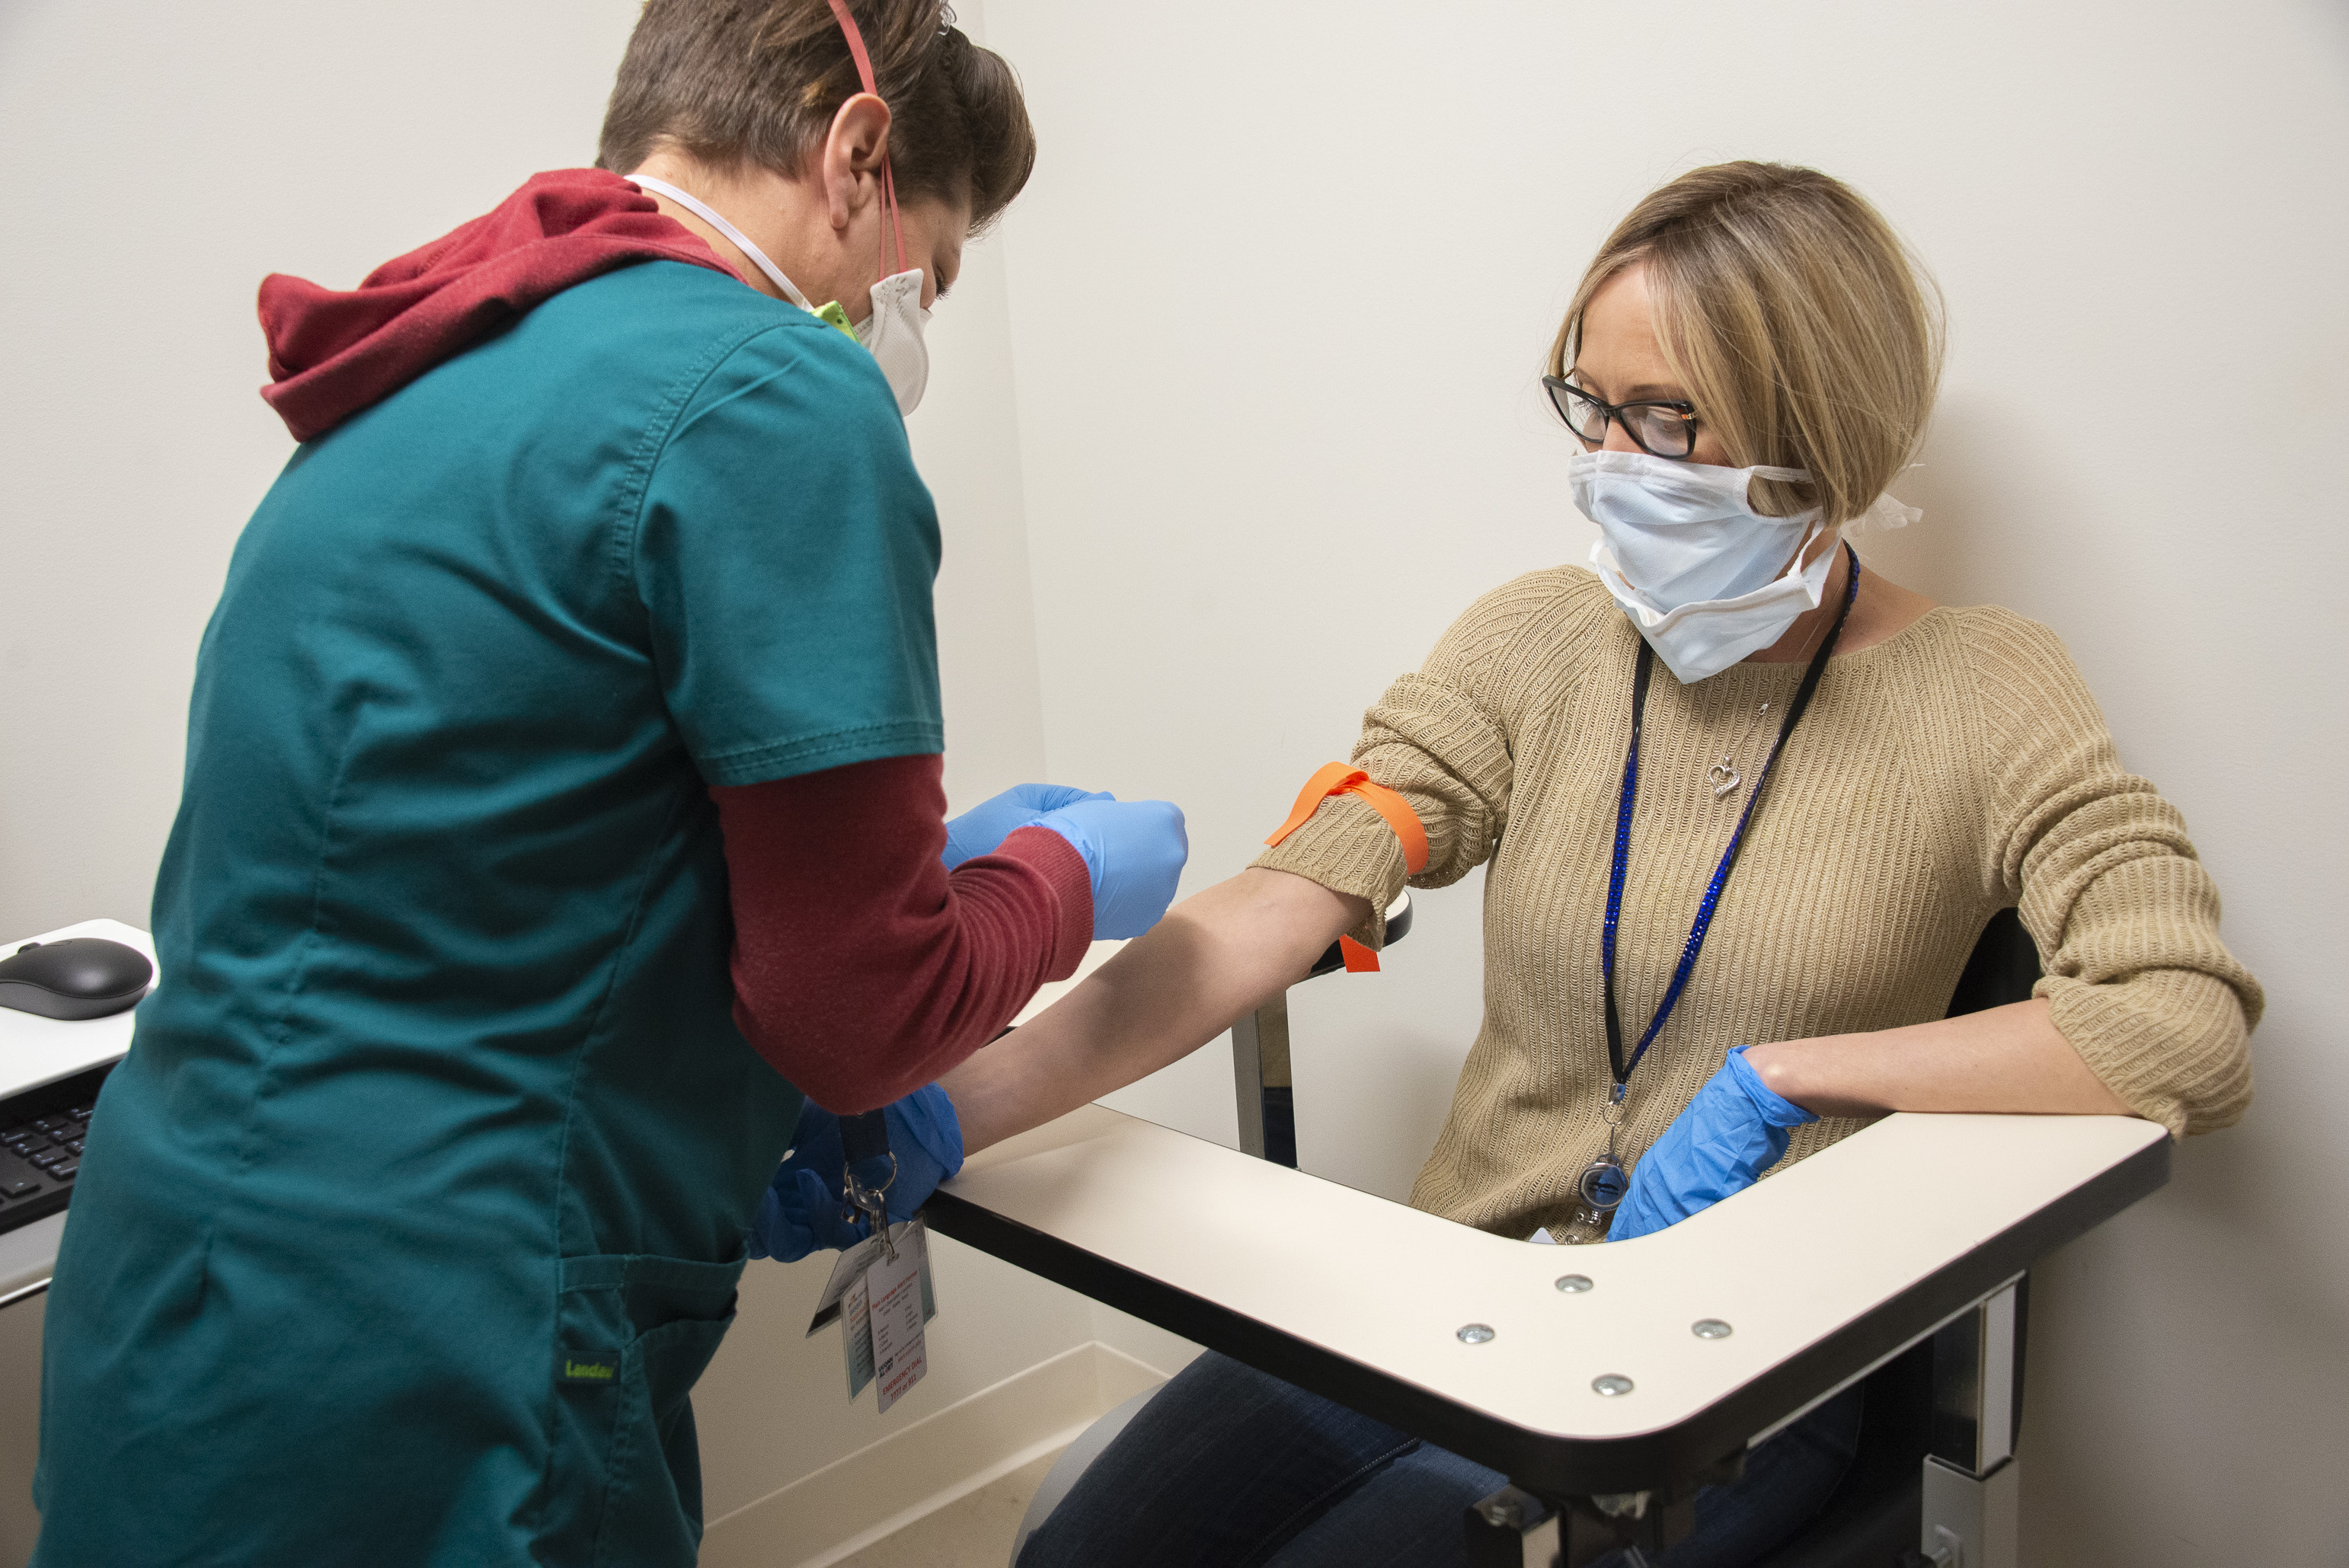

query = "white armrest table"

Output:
[[929, 1103, 2165, 1565]]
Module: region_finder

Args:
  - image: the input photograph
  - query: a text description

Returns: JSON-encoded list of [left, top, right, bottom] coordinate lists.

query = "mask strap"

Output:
[[824, 0, 912, 279], [628, 172, 815, 309]]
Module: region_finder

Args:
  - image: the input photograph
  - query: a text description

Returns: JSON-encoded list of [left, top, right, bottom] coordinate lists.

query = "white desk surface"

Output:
[[941, 1104, 2165, 1448], [0, 920, 154, 1103], [0, 1215, 64, 1306]]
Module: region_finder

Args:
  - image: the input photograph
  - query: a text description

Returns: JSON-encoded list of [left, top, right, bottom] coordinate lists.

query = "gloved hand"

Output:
[[943, 783, 1111, 870], [1024, 797, 1189, 940], [1608, 1048, 1817, 1242], [749, 1085, 967, 1263]]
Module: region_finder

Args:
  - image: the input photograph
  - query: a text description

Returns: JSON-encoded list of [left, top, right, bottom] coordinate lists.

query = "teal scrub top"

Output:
[[35, 260, 942, 1566]]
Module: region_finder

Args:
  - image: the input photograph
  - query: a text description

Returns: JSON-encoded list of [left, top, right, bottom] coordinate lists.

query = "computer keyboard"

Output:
[[0, 1061, 112, 1237]]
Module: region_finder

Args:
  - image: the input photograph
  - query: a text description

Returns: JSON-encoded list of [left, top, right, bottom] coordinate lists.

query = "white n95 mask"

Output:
[[1571, 450, 1917, 682], [855, 267, 930, 416]]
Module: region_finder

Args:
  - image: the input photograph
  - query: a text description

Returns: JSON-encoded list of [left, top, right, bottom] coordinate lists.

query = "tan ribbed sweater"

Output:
[[1254, 567, 2260, 1244]]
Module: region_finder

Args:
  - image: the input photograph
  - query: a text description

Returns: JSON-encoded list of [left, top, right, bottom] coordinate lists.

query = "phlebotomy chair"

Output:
[[932, 902, 2146, 1568]]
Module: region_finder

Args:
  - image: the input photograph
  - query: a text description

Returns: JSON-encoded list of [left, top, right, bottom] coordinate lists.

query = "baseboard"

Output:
[[698, 1339, 1169, 1568]]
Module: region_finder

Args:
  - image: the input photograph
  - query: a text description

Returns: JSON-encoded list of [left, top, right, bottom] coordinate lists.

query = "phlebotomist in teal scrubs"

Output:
[[33, 5, 1186, 1563]]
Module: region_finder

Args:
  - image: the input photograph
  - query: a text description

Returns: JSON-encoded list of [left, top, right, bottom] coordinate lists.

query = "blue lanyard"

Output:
[[1600, 544, 1861, 1093]]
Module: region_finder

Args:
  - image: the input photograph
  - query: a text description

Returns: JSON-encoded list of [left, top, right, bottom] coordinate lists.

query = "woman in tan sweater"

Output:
[[968, 163, 2261, 1567]]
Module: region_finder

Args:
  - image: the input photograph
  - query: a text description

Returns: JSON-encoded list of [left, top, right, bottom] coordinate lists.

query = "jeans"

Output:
[[1018, 1352, 1864, 1568]]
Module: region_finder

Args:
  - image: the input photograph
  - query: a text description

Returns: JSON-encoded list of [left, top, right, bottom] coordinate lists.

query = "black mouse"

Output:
[[0, 938, 154, 1020]]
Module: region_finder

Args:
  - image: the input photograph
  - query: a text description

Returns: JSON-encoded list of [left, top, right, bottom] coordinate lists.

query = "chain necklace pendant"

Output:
[[1705, 700, 1772, 804]]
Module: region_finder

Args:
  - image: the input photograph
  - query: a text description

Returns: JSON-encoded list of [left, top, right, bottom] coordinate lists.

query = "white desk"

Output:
[[0, 918, 152, 1308], [929, 1103, 2167, 1496]]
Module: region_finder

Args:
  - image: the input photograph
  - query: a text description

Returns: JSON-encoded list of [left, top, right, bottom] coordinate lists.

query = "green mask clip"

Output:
[[812, 300, 859, 343]]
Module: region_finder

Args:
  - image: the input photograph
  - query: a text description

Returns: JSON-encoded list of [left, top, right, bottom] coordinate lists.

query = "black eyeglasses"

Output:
[[1542, 375, 1700, 460]]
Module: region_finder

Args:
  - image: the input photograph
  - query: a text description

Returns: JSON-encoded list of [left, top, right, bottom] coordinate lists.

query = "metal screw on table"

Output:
[[1692, 1318, 1734, 1340], [1457, 1324, 1496, 1344], [1592, 1374, 1635, 1397], [1555, 1274, 1594, 1293]]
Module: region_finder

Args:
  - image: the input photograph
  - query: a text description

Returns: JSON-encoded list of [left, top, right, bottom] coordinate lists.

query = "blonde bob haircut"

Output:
[[1550, 162, 1943, 528]]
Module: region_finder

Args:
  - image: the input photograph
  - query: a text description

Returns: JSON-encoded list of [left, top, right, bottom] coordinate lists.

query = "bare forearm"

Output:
[[1743, 998, 2133, 1120], [940, 869, 1370, 1155]]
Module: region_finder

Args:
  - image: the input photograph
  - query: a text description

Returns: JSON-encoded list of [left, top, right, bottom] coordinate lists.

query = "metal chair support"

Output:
[[1231, 895, 1414, 1168]]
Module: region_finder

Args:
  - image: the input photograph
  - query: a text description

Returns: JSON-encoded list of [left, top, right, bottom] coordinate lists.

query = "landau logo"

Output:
[[561, 1354, 619, 1384]]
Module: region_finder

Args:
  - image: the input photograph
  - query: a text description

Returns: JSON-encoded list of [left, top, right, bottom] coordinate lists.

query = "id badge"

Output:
[[840, 1269, 876, 1399], [865, 1221, 929, 1413], [812, 1218, 937, 1407], [808, 1231, 887, 1336]]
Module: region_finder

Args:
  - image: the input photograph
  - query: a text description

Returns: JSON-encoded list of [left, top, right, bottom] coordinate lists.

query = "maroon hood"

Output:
[[257, 168, 743, 442]]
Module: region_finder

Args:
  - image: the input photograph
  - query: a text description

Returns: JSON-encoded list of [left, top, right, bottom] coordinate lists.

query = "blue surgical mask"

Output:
[[1571, 451, 1920, 682], [1568, 451, 1818, 610]]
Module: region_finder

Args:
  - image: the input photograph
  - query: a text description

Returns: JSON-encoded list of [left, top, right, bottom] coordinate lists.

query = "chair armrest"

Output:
[[925, 1106, 2165, 1497]]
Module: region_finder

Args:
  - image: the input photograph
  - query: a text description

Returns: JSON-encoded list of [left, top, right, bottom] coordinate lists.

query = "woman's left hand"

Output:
[[1608, 1048, 1817, 1241]]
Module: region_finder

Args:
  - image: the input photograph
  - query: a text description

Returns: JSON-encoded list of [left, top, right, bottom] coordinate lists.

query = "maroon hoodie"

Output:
[[248, 171, 1092, 1112], [257, 168, 740, 441]]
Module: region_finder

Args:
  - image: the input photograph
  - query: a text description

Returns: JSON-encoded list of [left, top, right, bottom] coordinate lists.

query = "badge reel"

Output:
[[843, 1152, 899, 1263], [1569, 1087, 1632, 1239], [839, 1109, 900, 1263]]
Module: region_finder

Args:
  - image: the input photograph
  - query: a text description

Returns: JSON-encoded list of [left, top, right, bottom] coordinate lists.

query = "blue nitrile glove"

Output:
[[749, 1086, 967, 1262], [1024, 797, 1189, 940], [943, 783, 1112, 870], [1608, 1048, 1818, 1242]]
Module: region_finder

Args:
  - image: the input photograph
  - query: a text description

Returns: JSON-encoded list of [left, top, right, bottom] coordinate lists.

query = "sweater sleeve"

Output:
[[1970, 612, 2261, 1137], [709, 753, 1094, 1113], [1251, 570, 1581, 947]]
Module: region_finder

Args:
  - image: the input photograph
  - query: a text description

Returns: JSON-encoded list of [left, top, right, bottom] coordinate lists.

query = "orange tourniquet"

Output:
[[1263, 764, 1428, 974]]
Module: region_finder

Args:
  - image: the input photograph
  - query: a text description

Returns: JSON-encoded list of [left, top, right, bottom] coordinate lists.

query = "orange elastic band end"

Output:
[[1339, 935, 1380, 973], [1262, 762, 1429, 877]]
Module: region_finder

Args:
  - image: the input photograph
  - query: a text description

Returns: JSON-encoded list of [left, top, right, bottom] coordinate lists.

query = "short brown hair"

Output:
[[596, 1, 1037, 232], [1551, 162, 1943, 528]]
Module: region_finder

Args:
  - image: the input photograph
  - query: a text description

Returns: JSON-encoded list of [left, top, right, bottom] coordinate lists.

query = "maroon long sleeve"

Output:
[[708, 753, 1093, 1113]]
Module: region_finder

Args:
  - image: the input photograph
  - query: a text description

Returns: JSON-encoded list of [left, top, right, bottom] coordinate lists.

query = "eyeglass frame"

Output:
[[1541, 375, 1702, 461]]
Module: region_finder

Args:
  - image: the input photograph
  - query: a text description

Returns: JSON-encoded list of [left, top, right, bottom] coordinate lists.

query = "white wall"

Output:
[[0, 0, 645, 934], [983, 1, 2349, 1563]]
